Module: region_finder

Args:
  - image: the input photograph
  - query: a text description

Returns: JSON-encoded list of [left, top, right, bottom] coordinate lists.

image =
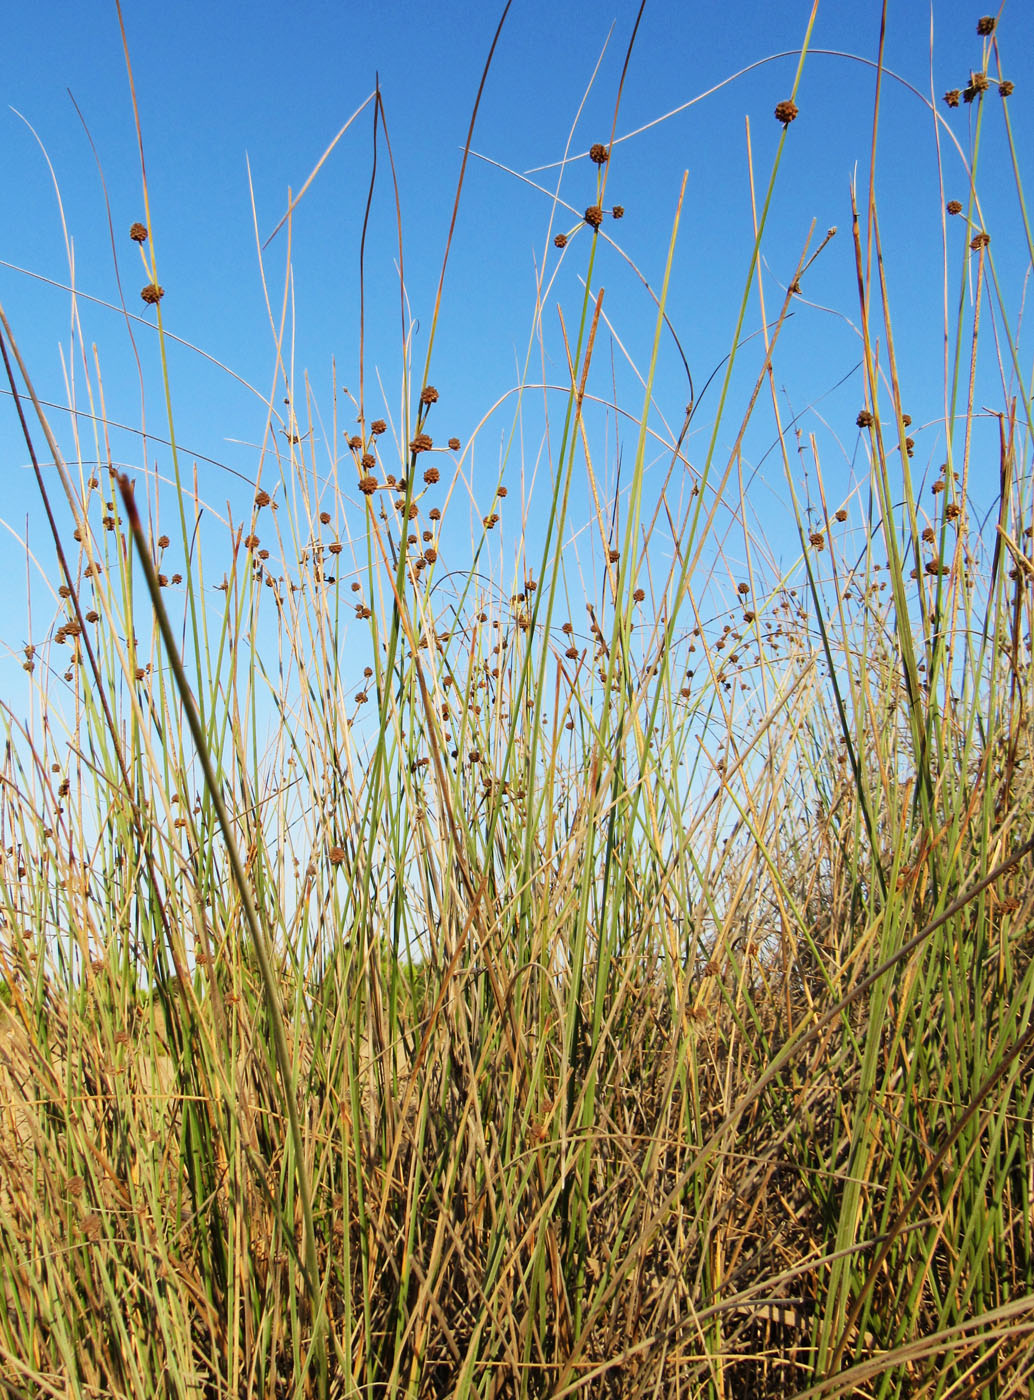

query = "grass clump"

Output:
[[1, 5, 1033, 1397]]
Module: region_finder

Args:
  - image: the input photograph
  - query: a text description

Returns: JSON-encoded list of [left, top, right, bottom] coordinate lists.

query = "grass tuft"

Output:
[[2, 6, 1033, 1397]]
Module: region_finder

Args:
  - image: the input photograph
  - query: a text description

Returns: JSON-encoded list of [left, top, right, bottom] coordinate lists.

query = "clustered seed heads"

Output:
[[140, 284, 164, 305], [584, 206, 604, 230], [448, 437, 461, 451], [410, 433, 433, 454], [420, 385, 439, 405], [554, 233, 568, 248], [371, 419, 386, 435], [589, 143, 609, 164], [129, 222, 148, 243], [976, 15, 996, 35], [774, 99, 798, 126], [944, 89, 961, 108], [856, 409, 874, 428]]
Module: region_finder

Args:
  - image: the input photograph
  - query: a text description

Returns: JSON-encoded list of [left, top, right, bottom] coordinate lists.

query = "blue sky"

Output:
[[1, 1, 1031, 700]]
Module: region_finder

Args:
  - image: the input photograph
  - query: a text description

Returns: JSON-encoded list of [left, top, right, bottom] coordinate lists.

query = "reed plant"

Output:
[[1, 3, 1033, 1396]]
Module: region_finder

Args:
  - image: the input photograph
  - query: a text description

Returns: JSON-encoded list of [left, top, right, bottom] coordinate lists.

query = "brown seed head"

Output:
[[448, 437, 461, 451], [140, 284, 164, 305], [423, 466, 440, 485], [809, 531, 825, 549], [970, 230, 991, 249], [774, 99, 798, 125], [944, 89, 961, 108], [348, 435, 362, 450], [946, 199, 963, 215], [589, 143, 609, 164], [429, 507, 441, 520], [361, 453, 375, 469], [371, 419, 386, 435], [856, 409, 874, 428], [834, 508, 848, 522], [420, 385, 439, 405], [255, 490, 270, 508], [976, 15, 996, 34], [1000, 80, 1014, 97], [584, 206, 604, 229], [130, 222, 148, 242], [612, 205, 624, 219], [554, 233, 568, 248], [410, 433, 433, 454]]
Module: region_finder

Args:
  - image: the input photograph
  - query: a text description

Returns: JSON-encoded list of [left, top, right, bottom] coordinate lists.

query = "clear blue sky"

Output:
[[2, 1, 1031, 696]]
